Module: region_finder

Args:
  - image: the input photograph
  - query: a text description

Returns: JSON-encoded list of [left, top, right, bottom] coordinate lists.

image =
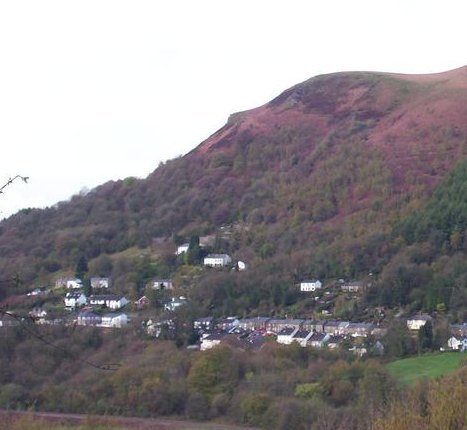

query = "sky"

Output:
[[0, 0, 466, 218]]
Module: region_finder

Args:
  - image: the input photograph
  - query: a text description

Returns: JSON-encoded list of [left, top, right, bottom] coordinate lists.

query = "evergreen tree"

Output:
[[75, 255, 89, 280], [418, 320, 433, 353], [187, 235, 202, 265]]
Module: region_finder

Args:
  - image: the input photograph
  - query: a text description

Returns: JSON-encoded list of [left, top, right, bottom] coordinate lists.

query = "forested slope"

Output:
[[0, 68, 466, 314]]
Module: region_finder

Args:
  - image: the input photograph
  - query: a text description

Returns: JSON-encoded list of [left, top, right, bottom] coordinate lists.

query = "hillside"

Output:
[[0, 67, 466, 315]]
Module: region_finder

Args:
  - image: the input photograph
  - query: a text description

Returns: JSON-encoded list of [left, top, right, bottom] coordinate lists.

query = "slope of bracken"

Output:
[[0, 67, 467, 295]]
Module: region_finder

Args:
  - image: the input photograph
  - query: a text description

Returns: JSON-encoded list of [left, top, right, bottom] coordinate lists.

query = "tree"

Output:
[[187, 346, 240, 399], [75, 255, 89, 279], [417, 320, 433, 353], [186, 235, 202, 265], [384, 321, 414, 357]]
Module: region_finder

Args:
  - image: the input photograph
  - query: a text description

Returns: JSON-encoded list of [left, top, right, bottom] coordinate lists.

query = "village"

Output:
[[1, 248, 466, 357]]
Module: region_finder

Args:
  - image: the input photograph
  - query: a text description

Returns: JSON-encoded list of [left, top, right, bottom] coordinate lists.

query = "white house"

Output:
[[90, 277, 111, 289], [164, 296, 187, 312], [99, 313, 128, 328], [66, 278, 83, 289], [200, 333, 225, 351], [151, 279, 173, 290], [89, 294, 129, 310], [176, 243, 189, 255], [204, 254, 232, 268], [237, 261, 247, 271], [447, 336, 467, 351], [407, 315, 432, 330], [300, 280, 323, 292], [64, 292, 87, 309], [277, 327, 299, 345]]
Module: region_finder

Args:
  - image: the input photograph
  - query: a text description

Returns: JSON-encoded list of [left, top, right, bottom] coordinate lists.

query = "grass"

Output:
[[386, 351, 466, 384]]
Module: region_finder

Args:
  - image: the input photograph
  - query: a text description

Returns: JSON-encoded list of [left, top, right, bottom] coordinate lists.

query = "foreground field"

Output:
[[386, 352, 466, 384], [0, 411, 259, 430]]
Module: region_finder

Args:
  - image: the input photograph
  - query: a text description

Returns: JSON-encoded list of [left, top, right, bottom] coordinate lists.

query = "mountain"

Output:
[[0, 67, 466, 314]]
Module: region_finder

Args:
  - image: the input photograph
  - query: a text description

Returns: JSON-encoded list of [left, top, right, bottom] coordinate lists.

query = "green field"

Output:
[[386, 352, 466, 384]]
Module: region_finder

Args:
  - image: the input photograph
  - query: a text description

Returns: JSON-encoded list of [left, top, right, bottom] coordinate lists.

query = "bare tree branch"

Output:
[[0, 175, 29, 195]]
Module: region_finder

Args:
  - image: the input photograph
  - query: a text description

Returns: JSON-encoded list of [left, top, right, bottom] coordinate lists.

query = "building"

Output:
[[56, 278, 83, 289], [27, 287, 49, 297], [66, 278, 83, 289], [340, 282, 364, 293], [300, 280, 322, 292], [301, 320, 326, 333], [64, 292, 87, 309], [307, 332, 330, 348], [77, 310, 101, 326], [203, 254, 232, 268], [164, 296, 187, 312], [266, 319, 304, 334], [450, 323, 467, 337], [277, 327, 299, 345], [447, 336, 467, 351], [194, 317, 214, 332], [326, 335, 343, 349], [99, 313, 128, 328], [200, 333, 226, 351], [345, 322, 374, 337], [135, 295, 150, 310], [238, 317, 270, 332], [215, 317, 240, 332], [292, 330, 314, 347], [90, 277, 111, 289], [176, 243, 189, 255], [323, 320, 341, 334], [89, 294, 129, 310], [151, 279, 173, 290], [29, 308, 48, 323], [407, 315, 432, 330], [237, 261, 247, 271]]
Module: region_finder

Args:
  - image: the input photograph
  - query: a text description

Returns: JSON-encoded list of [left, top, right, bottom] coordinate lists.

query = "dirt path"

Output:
[[0, 410, 260, 430]]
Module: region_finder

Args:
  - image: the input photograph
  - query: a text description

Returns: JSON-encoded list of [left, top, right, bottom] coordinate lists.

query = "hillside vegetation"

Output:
[[0, 69, 466, 319]]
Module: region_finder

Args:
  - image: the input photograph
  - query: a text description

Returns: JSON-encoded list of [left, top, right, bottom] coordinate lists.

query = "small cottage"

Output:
[[151, 279, 173, 290], [203, 254, 232, 268], [300, 280, 322, 292], [89, 294, 129, 310], [64, 292, 87, 309], [407, 315, 432, 330], [90, 277, 111, 289]]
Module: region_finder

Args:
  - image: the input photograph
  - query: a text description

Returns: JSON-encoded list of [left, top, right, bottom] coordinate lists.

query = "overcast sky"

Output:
[[0, 0, 466, 218]]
